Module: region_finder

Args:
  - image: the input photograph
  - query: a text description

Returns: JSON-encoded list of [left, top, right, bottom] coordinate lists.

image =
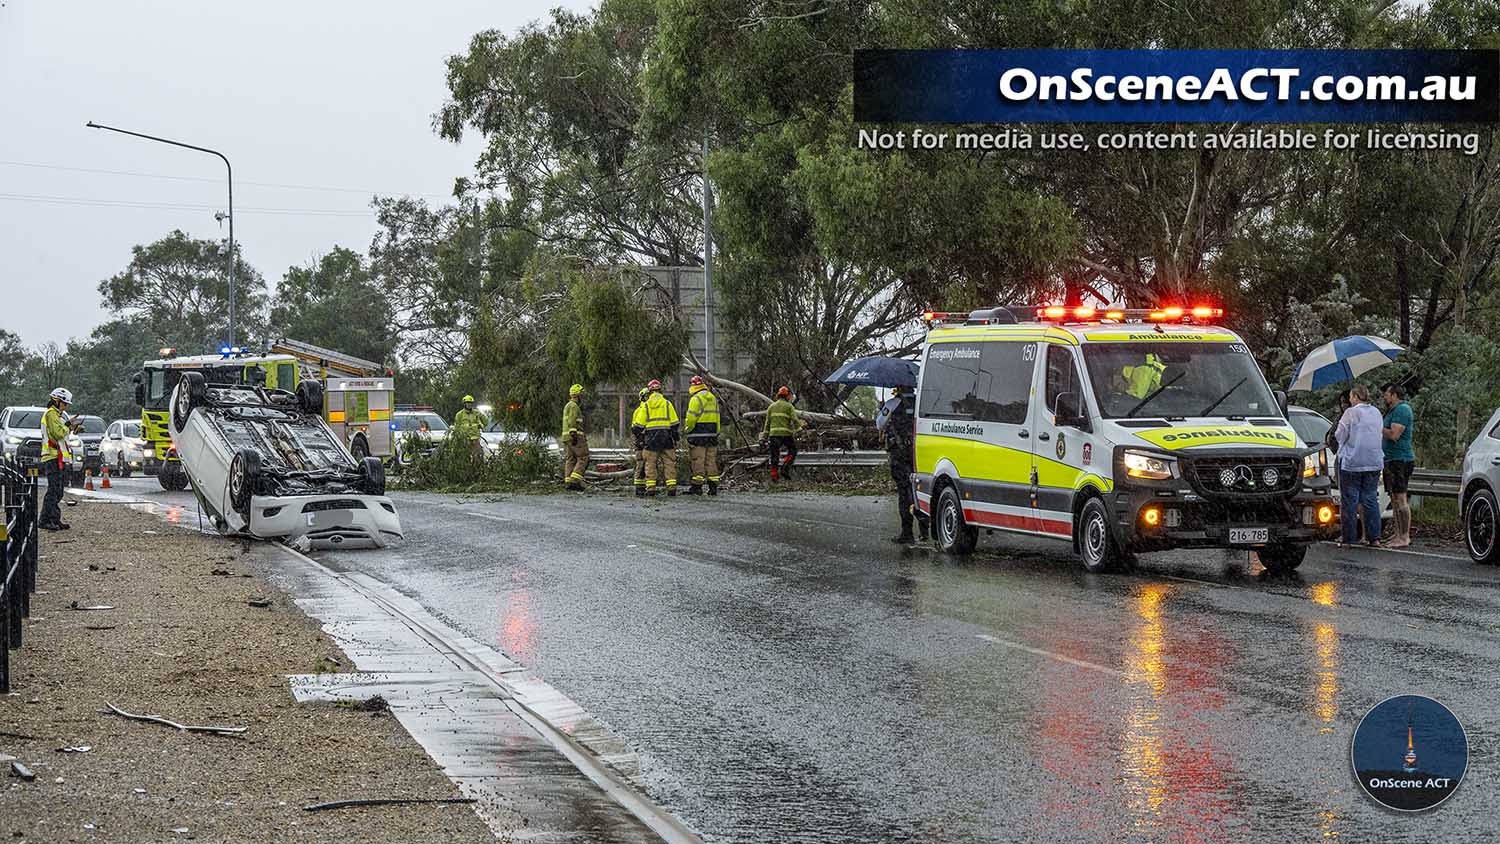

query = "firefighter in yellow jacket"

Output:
[[641, 379, 680, 496], [682, 375, 720, 496], [630, 387, 649, 498], [561, 384, 589, 491], [39, 387, 76, 531], [761, 386, 802, 481]]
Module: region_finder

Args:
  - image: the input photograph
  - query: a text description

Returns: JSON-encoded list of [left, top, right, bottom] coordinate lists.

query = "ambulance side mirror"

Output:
[[1274, 389, 1289, 417], [1055, 392, 1090, 430], [132, 373, 144, 406]]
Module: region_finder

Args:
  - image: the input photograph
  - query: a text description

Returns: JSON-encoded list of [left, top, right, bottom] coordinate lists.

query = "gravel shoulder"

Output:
[[0, 499, 497, 843]]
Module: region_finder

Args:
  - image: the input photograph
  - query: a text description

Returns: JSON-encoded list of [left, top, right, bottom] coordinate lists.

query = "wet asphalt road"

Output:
[[105, 477, 1499, 843]]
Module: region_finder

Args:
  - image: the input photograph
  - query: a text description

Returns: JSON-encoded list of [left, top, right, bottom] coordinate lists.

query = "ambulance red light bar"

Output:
[[1036, 304, 1223, 324], [922, 311, 969, 324]]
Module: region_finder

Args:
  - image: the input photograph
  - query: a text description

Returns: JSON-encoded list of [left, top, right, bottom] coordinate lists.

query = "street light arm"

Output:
[[87, 120, 237, 346]]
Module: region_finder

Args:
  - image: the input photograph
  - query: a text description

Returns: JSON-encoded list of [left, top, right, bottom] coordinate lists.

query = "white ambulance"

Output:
[[913, 305, 1339, 573]]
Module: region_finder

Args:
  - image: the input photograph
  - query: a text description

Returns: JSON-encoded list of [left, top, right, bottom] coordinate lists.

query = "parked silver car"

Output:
[[99, 418, 150, 477], [1461, 406, 1500, 564]]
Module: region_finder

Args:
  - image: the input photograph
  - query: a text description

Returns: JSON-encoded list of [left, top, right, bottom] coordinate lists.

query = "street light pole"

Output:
[[85, 121, 236, 347]]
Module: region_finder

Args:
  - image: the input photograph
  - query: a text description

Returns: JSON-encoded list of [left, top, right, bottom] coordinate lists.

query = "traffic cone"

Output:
[[84, 469, 95, 491], [101, 465, 111, 489]]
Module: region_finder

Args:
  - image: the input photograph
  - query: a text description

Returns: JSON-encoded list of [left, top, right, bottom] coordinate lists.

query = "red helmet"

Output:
[[648, 379, 662, 391], [776, 386, 790, 398], [690, 375, 704, 386]]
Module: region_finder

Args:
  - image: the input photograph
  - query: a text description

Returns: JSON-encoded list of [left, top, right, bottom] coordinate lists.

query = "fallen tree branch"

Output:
[[304, 797, 478, 812], [104, 702, 247, 736]]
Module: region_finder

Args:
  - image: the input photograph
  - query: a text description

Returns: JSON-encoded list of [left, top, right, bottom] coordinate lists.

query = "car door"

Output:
[[1028, 343, 1088, 539]]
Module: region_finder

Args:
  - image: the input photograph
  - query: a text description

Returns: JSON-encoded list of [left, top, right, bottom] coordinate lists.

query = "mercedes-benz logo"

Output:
[[1235, 465, 1254, 487]]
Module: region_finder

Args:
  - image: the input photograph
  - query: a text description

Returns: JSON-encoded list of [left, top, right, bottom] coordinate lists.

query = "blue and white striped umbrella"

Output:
[[1287, 335, 1404, 392]]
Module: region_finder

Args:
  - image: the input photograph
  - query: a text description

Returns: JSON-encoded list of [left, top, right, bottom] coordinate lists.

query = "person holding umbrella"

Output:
[[878, 385, 929, 544]]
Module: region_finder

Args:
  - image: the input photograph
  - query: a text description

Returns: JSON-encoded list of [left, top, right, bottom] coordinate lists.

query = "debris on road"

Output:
[[9, 761, 35, 781], [104, 702, 247, 736], [247, 598, 272, 608], [56, 745, 93, 753], [304, 797, 478, 812], [68, 602, 114, 611]]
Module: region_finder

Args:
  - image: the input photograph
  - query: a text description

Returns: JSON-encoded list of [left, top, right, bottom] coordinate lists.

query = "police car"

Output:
[[913, 304, 1338, 573]]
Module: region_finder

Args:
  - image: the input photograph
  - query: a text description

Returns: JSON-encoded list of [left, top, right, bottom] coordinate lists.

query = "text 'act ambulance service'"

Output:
[[912, 304, 1338, 573]]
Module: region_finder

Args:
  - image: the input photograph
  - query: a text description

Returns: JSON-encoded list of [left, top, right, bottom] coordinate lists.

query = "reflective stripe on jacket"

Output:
[[644, 392, 679, 430], [684, 386, 719, 440], [762, 399, 798, 437]]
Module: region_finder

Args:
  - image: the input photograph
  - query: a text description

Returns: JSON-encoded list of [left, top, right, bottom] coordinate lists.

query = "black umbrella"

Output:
[[823, 356, 919, 388]]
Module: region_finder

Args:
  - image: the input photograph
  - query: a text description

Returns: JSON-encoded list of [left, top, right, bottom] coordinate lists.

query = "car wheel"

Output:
[[359, 456, 386, 496], [295, 380, 324, 415], [229, 450, 261, 517], [1466, 487, 1500, 565], [1078, 497, 1124, 573], [1258, 543, 1307, 574], [173, 372, 207, 432], [350, 435, 369, 460], [934, 485, 978, 554]]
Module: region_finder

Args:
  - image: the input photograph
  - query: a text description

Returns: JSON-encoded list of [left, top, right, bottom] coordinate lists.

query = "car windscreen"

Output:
[[1081, 341, 1278, 419], [9, 411, 42, 428], [79, 416, 107, 434], [1288, 411, 1331, 447], [396, 413, 447, 431]]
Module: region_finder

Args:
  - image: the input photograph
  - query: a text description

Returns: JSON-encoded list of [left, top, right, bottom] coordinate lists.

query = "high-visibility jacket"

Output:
[[1123, 354, 1165, 400], [453, 408, 487, 442], [561, 399, 584, 437], [41, 405, 71, 463], [763, 399, 799, 437], [643, 392, 679, 430], [684, 385, 719, 442], [630, 401, 648, 449]]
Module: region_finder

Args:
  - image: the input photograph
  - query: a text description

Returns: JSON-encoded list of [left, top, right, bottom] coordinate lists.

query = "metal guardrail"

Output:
[[1, 456, 40, 693], [1409, 468, 1461, 499], [587, 447, 889, 468]]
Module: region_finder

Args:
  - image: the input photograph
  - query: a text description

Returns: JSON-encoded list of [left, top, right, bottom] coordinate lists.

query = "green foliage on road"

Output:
[[400, 434, 561, 494]]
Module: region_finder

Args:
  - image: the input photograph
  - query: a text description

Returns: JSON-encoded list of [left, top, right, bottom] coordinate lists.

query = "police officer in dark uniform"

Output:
[[879, 385, 928, 543]]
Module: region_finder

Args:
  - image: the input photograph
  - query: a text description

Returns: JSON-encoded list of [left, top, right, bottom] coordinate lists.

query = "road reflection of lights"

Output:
[[1316, 807, 1341, 839], [1121, 583, 1172, 820], [1313, 623, 1339, 731], [1309, 582, 1337, 607], [167, 506, 181, 524], [498, 588, 536, 663]]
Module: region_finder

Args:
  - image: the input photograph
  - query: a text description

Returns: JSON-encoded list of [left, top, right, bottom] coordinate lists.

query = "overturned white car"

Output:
[[168, 372, 402, 548]]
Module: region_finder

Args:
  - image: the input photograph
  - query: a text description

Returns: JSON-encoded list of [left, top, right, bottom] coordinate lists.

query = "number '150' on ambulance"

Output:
[[913, 305, 1339, 573]]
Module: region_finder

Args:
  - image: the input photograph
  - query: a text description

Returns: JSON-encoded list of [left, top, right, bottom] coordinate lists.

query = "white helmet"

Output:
[[50, 387, 73, 404]]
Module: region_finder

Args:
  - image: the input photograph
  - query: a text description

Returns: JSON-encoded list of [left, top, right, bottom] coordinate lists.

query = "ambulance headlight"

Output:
[[1123, 449, 1174, 480]]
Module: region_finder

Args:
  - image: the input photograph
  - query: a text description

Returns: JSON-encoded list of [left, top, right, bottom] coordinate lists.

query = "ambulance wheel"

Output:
[[1258, 543, 1306, 574], [229, 450, 261, 517], [1078, 497, 1124, 573], [935, 485, 977, 555], [295, 380, 324, 415]]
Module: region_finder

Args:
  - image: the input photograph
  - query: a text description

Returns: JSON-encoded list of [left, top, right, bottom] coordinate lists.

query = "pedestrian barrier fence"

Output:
[[0, 455, 40, 693]]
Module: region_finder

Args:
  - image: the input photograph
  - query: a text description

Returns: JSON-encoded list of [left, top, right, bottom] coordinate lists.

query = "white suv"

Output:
[[0, 405, 86, 484], [1461, 407, 1500, 564]]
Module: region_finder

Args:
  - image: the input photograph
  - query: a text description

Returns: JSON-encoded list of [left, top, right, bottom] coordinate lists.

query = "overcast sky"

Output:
[[0, 0, 590, 349]]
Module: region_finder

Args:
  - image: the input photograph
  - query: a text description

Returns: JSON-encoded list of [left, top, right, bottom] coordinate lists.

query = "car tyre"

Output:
[[350, 434, 369, 460], [295, 380, 324, 415], [934, 485, 978, 555], [358, 456, 386, 496], [1258, 542, 1307, 574], [173, 372, 207, 432], [1466, 487, 1500, 565], [229, 449, 261, 517], [159, 462, 190, 492]]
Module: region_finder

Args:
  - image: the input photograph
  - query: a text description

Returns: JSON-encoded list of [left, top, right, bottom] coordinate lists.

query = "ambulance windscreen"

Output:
[[1081, 342, 1276, 419]]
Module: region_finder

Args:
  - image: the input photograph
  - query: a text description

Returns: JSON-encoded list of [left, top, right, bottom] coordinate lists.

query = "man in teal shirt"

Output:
[[1382, 383, 1415, 548]]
